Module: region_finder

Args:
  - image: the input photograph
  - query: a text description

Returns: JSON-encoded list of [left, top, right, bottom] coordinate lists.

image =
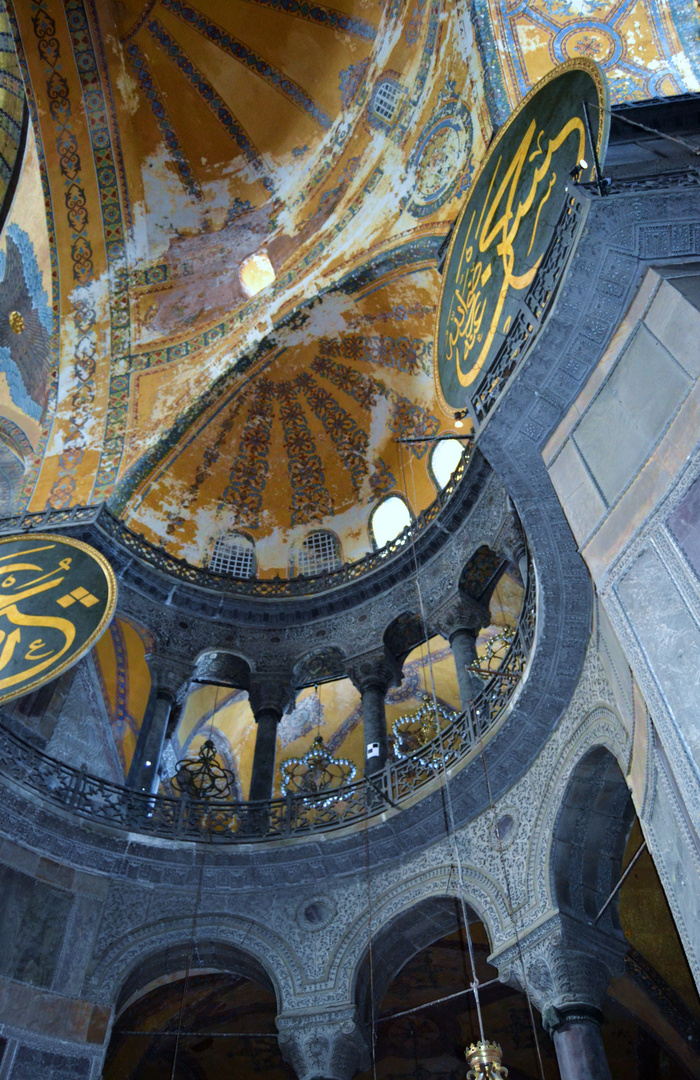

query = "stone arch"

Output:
[[551, 745, 634, 931], [354, 894, 475, 1026], [89, 914, 303, 1012], [115, 938, 275, 1018], [337, 868, 511, 1029], [383, 611, 433, 664], [458, 544, 508, 604], [292, 646, 346, 689], [191, 650, 251, 689]]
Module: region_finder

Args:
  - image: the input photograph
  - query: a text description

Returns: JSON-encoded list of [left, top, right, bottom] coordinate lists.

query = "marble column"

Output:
[[494, 915, 626, 1080], [126, 654, 190, 794], [348, 648, 401, 775], [545, 1006, 611, 1080], [438, 595, 490, 711], [277, 1006, 369, 1080], [248, 676, 294, 802]]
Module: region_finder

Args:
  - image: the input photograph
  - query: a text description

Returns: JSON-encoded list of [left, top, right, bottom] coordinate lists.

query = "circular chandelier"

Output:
[[392, 700, 454, 764], [280, 735, 356, 801], [172, 739, 236, 800]]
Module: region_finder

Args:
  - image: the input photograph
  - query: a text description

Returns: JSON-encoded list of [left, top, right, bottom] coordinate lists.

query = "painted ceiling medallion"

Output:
[[403, 80, 473, 219]]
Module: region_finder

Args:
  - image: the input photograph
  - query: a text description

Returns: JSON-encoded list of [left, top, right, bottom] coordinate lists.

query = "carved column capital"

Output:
[[248, 673, 295, 720], [276, 1007, 370, 1080], [346, 647, 402, 695], [493, 914, 627, 1022], [147, 652, 193, 703], [436, 593, 490, 639]]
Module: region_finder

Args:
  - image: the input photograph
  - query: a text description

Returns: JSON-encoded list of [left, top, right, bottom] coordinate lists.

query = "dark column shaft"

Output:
[[553, 1019, 612, 1080], [127, 689, 173, 793], [449, 627, 482, 711], [362, 682, 389, 775], [249, 707, 280, 801]]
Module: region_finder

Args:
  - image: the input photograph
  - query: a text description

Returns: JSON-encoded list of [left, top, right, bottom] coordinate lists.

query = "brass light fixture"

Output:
[[8, 311, 24, 334], [466, 1040, 508, 1079]]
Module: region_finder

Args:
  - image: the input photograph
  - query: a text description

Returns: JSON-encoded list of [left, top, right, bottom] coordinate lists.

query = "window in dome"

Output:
[[370, 76, 403, 129], [208, 532, 256, 578], [292, 531, 342, 577], [429, 438, 465, 490], [370, 495, 412, 550]]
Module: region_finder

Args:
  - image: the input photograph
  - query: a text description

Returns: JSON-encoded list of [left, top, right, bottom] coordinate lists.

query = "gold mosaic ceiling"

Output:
[[3, 0, 699, 565]]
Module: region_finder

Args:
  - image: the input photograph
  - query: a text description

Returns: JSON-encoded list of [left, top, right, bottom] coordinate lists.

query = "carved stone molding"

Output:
[[493, 913, 627, 1019], [248, 674, 296, 719], [435, 592, 490, 638], [276, 1007, 370, 1080], [346, 647, 402, 695]]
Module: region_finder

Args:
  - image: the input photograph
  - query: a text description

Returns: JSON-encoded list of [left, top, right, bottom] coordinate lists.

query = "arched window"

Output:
[[370, 495, 412, 550], [292, 531, 342, 577], [369, 75, 403, 129], [208, 532, 256, 578], [429, 438, 465, 490]]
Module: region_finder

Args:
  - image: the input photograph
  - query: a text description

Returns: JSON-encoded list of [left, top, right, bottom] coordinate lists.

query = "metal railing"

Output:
[[0, 452, 472, 598], [0, 566, 535, 844]]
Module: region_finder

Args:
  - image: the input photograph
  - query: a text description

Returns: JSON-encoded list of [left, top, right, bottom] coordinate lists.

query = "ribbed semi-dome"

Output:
[[118, 261, 469, 570]]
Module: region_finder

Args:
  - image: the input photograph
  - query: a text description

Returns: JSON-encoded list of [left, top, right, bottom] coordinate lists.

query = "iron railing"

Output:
[[0, 451, 472, 598], [0, 565, 535, 843]]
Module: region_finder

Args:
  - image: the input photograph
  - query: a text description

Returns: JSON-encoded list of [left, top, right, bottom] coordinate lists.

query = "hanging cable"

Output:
[[398, 444, 486, 1044], [170, 822, 208, 1080], [363, 810, 379, 1080]]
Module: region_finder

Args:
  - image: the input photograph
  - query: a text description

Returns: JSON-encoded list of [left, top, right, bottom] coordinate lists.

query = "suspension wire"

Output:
[[363, 811, 379, 1080], [586, 98, 700, 158], [377, 977, 502, 1023], [475, 727, 546, 1080], [170, 817, 209, 1080], [398, 444, 485, 1044]]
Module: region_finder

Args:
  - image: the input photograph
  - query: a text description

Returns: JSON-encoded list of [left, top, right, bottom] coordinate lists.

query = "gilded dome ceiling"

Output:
[[119, 262, 459, 569], [2, 0, 699, 569]]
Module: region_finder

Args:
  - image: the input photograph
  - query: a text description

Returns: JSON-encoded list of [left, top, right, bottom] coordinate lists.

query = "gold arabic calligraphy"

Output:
[[0, 543, 78, 691], [446, 115, 586, 387]]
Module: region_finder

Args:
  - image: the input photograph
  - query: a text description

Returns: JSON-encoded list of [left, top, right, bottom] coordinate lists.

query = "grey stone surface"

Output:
[[573, 324, 690, 506], [0, 868, 72, 990], [616, 544, 700, 773]]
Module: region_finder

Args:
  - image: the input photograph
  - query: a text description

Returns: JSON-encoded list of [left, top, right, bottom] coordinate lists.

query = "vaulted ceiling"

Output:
[[2, 0, 699, 565]]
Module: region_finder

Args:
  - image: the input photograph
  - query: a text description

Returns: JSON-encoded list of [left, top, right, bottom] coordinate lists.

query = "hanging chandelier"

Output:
[[465, 1040, 508, 1079], [172, 739, 235, 800], [468, 626, 515, 678], [391, 699, 454, 764], [280, 735, 356, 802]]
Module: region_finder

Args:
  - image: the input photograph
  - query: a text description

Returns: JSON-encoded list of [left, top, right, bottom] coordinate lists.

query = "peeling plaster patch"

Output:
[[115, 66, 141, 114]]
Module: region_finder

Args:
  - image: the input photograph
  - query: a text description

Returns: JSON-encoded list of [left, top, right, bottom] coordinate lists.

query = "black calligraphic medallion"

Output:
[[436, 60, 609, 420], [0, 534, 117, 704]]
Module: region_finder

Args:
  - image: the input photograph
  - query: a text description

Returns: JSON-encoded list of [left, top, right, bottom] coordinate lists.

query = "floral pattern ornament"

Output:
[[403, 79, 473, 219], [276, 379, 333, 525], [223, 378, 276, 527]]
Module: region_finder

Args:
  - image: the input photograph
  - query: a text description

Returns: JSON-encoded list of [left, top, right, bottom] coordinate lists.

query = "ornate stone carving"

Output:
[[436, 593, 490, 638], [346, 647, 402, 694], [277, 1007, 370, 1080], [493, 913, 627, 1021], [248, 673, 296, 719]]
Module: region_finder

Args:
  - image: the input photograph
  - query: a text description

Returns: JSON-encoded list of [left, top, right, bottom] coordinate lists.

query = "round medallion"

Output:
[[555, 22, 622, 67], [404, 82, 473, 219], [0, 533, 117, 704]]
